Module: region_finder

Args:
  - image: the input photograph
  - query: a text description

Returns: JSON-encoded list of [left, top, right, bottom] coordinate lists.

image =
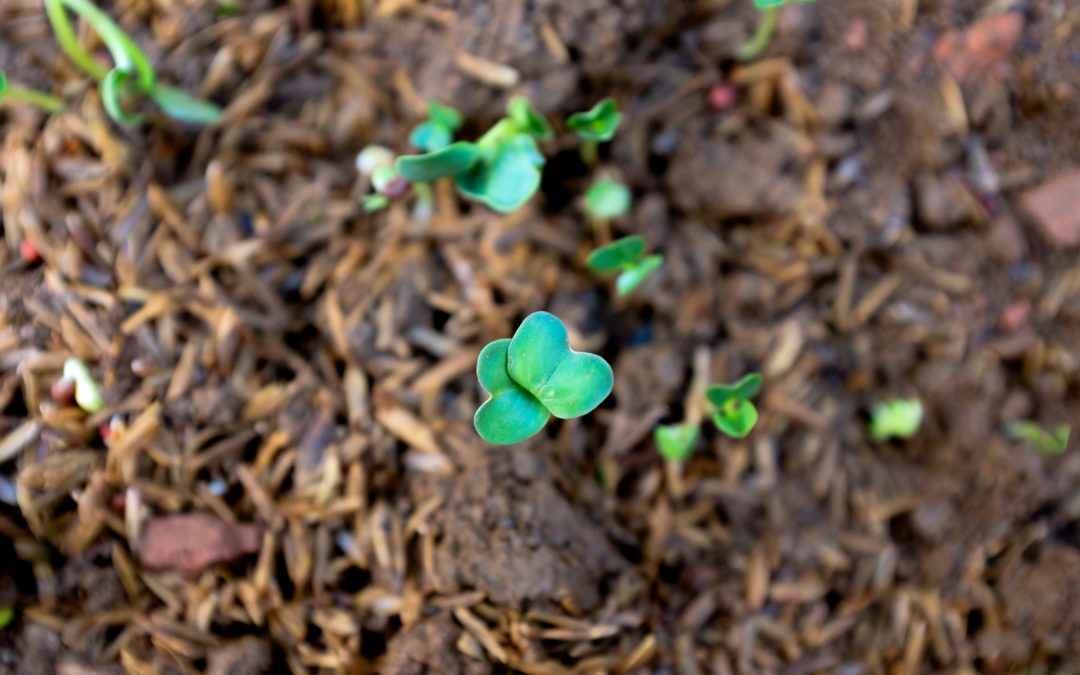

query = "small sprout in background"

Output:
[[584, 179, 631, 221], [0, 72, 65, 114], [735, 0, 817, 62], [0, 605, 14, 631], [868, 398, 923, 442], [707, 373, 763, 439], [474, 311, 613, 445], [655, 423, 700, 462], [409, 101, 463, 152], [586, 235, 664, 297], [356, 145, 396, 176], [357, 145, 405, 213], [1006, 421, 1070, 455], [62, 357, 105, 414], [567, 97, 621, 165], [44, 0, 221, 125]]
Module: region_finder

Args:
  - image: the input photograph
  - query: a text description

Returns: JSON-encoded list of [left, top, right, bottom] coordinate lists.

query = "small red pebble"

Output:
[[110, 491, 126, 515], [51, 377, 76, 406], [707, 83, 738, 112], [99, 423, 114, 442], [19, 239, 41, 264], [999, 300, 1031, 331], [843, 18, 868, 51]]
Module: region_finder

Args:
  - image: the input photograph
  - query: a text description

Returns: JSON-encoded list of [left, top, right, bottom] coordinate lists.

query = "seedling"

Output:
[[586, 235, 664, 297], [356, 144, 407, 212], [61, 357, 105, 414], [736, 0, 816, 62], [474, 311, 613, 445], [0, 606, 13, 631], [707, 373, 763, 438], [44, 0, 221, 125], [1006, 421, 1070, 455], [655, 423, 701, 462], [0, 72, 65, 114], [584, 179, 631, 221], [868, 398, 923, 442], [567, 97, 621, 165], [409, 101, 463, 152]]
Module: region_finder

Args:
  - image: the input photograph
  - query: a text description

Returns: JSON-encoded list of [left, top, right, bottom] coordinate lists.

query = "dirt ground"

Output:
[[2, 0, 1080, 672]]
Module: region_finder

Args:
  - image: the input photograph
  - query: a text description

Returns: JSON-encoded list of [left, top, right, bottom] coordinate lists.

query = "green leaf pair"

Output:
[[409, 101, 463, 152], [867, 399, 923, 442], [474, 312, 613, 445], [396, 97, 550, 213], [44, 0, 221, 125], [1006, 421, 1070, 455], [707, 373, 763, 439], [567, 97, 621, 143], [586, 235, 664, 297]]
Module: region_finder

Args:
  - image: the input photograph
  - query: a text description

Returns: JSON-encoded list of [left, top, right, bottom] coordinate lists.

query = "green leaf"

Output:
[[395, 142, 481, 182], [705, 373, 763, 408], [148, 85, 222, 125], [474, 338, 550, 445], [0, 606, 13, 631], [455, 134, 543, 213], [63, 357, 104, 414], [507, 96, 552, 140], [409, 121, 453, 152], [101, 69, 143, 125], [867, 399, 923, 442], [53, 0, 156, 90], [655, 423, 700, 462], [566, 97, 621, 142], [506, 311, 613, 419], [616, 254, 663, 296], [428, 101, 462, 131], [362, 194, 389, 212], [586, 235, 646, 273], [713, 400, 758, 438], [584, 179, 631, 220], [0, 72, 8, 96], [1006, 421, 1071, 455]]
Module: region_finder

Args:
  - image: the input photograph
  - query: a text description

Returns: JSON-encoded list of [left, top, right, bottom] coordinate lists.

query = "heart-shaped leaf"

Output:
[[396, 142, 481, 182], [584, 179, 631, 220], [474, 338, 550, 445], [655, 423, 700, 462], [586, 235, 646, 273], [705, 373, 763, 408], [616, 254, 663, 296], [713, 400, 758, 438], [567, 97, 621, 142], [507, 96, 552, 140], [455, 134, 543, 213], [507, 311, 613, 419]]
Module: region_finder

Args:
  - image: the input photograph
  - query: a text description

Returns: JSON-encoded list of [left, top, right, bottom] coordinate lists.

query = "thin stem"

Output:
[[44, 0, 108, 81], [3, 86, 66, 114], [735, 6, 779, 62], [44, 0, 156, 90], [580, 139, 598, 166]]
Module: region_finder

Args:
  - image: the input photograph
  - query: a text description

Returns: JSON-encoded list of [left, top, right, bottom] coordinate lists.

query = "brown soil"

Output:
[[2, 0, 1080, 673]]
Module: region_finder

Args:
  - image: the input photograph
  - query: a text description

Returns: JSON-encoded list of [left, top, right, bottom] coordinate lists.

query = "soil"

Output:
[[2, 0, 1080, 673]]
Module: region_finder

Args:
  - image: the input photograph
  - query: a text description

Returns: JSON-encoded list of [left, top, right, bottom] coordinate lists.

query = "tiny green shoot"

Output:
[[1006, 421, 1070, 455], [586, 235, 663, 297], [707, 373, 763, 438], [867, 398, 923, 442], [736, 0, 816, 62], [567, 97, 621, 165], [584, 179, 631, 221], [655, 423, 700, 462], [63, 357, 104, 414], [474, 311, 613, 445], [0, 606, 14, 631], [44, 0, 221, 125], [409, 101, 463, 152], [0, 72, 65, 114]]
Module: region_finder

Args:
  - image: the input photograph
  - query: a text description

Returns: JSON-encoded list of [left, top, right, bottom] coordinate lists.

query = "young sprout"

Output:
[[566, 97, 621, 165], [474, 312, 613, 445], [736, 0, 816, 62], [357, 145, 406, 212], [44, 0, 221, 125], [586, 235, 664, 297], [0, 72, 65, 114], [584, 179, 631, 221], [1006, 421, 1070, 455], [655, 423, 700, 462], [409, 101, 463, 152], [62, 357, 105, 414], [867, 398, 923, 442], [706, 373, 762, 438]]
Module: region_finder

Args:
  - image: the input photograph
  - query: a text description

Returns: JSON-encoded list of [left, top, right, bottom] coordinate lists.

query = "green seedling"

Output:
[[584, 179, 631, 221], [62, 357, 104, 414], [586, 235, 664, 297], [707, 373, 763, 438], [868, 398, 923, 442], [44, 0, 221, 125], [566, 97, 621, 165], [1006, 421, 1070, 455], [409, 101, 463, 152], [0, 606, 13, 631], [655, 423, 701, 462], [474, 311, 613, 445], [0, 72, 65, 114], [736, 0, 816, 62]]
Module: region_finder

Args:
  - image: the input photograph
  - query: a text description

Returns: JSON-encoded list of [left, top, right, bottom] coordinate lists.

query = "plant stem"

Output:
[[44, 0, 109, 82], [580, 139, 598, 166], [735, 6, 779, 62], [3, 86, 66, 114]]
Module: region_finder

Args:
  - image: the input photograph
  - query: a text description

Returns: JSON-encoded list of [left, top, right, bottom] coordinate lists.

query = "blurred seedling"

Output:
[[58, 358, 105, 414], [409, 101, 463, 152], [44, 0, 221, 125], [0, 606, 14, 631], [0, 72, 65, 114], [868, 398, 923, 442], [356, 144, 408, 213], [586, 234, 663, 297], [707, 373, 763, 439], [566, 97, 621, 165], [474, 311, 613, 445], [1006, 421, 1070, 455], [654, 423, 700, 462], [736, 0, 816, 62]]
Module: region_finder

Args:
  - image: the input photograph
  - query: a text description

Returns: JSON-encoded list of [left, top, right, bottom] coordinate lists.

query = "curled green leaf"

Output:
[[567, 97, 621, 142], [395, 142, 481, 182], [101, 69, 143, 125], [706, 373, 763, 408], [586, 235, 646, 273]]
